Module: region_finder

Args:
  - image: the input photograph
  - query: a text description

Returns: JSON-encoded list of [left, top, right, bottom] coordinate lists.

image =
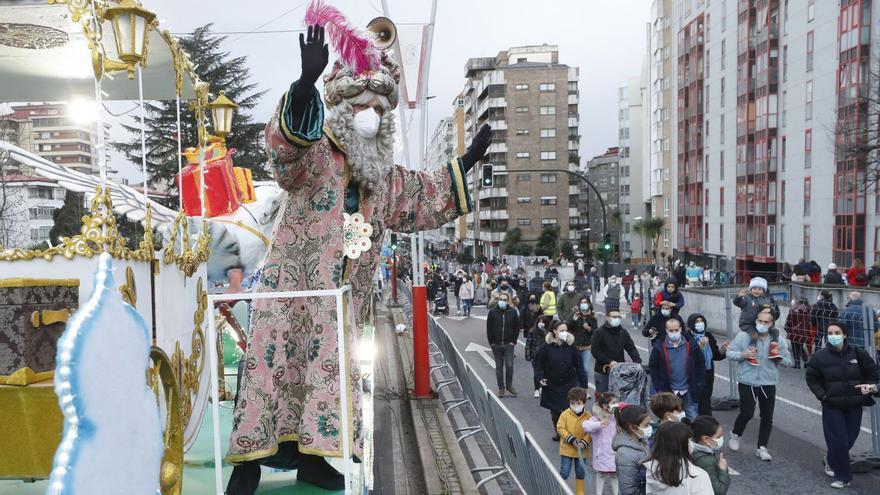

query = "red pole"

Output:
[[412, 285, 430, 398], [391, 256, 398, 304]]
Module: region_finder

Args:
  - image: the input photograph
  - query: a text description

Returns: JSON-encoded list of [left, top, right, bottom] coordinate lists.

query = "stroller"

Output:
[[433, 288, 449, 316], [608, 362, 648, 408]]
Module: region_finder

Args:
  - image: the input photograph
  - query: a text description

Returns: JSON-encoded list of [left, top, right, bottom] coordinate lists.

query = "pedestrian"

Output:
[[700, 266, 713, 287], [569, 297, 598, 386], [588, 266, 602, 300], [522, 293, 543, 340], [783, 296, 812, 368], [840, 291, 866, 348], [687, 313, 728, 416], [649, 392, 685, 425], [689, 416, 731, 495], [808, 260, 822, 283], [529, 270, 545, 294], [458, 275, 474, 317], [811, 290, 839, 351], [726, 310, 793, 461], [515, 277, 530, 314], [584, 392, 620, 495], [673, 261, 687, 288], [557, 387, 593, 495], [541, 280, 558, 318], [644, 421, 714, 494], [591, 309, 643, 392], [631, 295, 644, 327], [612, 403, 651, 495], [685, 261, 703, 288], [823, 263, 845, 285], [847, 258, 868, 286], [605, 275, 622, 312], [535, 321, 589, 440], [642, 300, 686, 346], [488, 277, 517, 310], [781, 262, 793, 283], [648, 318, 706, 419], [805, 321, 880, 489], [622, 269, 635, 303], [486, 292, 521, 398], [527, 314, 553, 397], [868, 259, 880, 287], [453, 269, 465, 315], [733, 277, 783, 363], [558, 280, 583, 323], [574, 269, 590, 295], [653, 277, 685, 317]]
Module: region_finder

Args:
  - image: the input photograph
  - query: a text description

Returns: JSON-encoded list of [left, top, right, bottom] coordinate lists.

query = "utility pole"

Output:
[[471, 108, 481, 261]]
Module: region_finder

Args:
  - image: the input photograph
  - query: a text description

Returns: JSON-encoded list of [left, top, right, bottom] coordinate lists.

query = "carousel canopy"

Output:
[[0, 1, 196, 102]]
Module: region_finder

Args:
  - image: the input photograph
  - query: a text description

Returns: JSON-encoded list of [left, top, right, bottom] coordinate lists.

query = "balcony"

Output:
[[568, 117, 579, 127], [488, 119, 507, 130], [487, 142, 507, 154], [568, 94, 579, 105], [479, 209, 509, 220], [487, 97, 507, 109], [477, 231, 505, 243], [478, 187, 508, 200], [466, 57, 496, 76]]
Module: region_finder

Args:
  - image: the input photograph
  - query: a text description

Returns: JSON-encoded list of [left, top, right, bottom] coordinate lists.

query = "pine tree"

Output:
[[115, 24, 269, 206], [49, 191, 87, 243]]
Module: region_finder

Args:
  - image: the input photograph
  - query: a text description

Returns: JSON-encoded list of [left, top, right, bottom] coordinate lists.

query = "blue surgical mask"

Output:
[[827, 334, 844, 347], [668, 332, 682, 342], [580, 304, 590, 311], [694, 322, 706, 333], [661, 309, 672, 317], [498, 301, 508, 310], [756, 324, 770, 334]]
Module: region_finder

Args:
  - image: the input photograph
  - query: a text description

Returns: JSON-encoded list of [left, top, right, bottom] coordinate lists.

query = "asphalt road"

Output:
[[436, 298, 880, 495]]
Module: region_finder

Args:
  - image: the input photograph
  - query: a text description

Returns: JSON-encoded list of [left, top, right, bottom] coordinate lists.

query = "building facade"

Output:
[[0, 175, 66, 248], [448, 45, 580, 259], [650, 0, 677, 259], [583, 148, 621, 251]]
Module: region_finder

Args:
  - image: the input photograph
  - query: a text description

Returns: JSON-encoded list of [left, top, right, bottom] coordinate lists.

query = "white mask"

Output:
[[570, 403, 584, 414], [639, 425, 653, 438], [694, 322, 706, 332], [557, 331, 571, 342], [609, 318, 621, 327], [673, 411, 686, 422], [756, 324, 770, 334], [661, 309, 672, 317], [713, 435, 724, 450], [353, 107, 381, 138]]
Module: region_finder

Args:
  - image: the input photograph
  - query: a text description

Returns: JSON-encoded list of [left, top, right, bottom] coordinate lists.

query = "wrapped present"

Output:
[[234, 166, 256, 203], [177, 140, 242, 217]]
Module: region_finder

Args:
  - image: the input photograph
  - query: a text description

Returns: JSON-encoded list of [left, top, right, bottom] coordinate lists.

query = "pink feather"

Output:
[[304, 0, 381, 76]]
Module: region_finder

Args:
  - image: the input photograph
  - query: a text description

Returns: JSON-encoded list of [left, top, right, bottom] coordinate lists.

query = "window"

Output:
[[720, 77, 725, 107], [720, 151, 725, 180], [705, 84, 710, 114], [540, 173, 557, 183], [517, 173, 531, 181], [808, 0, 815, 22], [540, 151, 557, 161], [705, 223, 709, 242], [806, 31, 814, 72], [803, 225, 811, 259], [706, 50, 710, 78], [515, 129, 530, 136], [28, 186, 53, 199], [541, 218, 558, 225], [516, 152, 530, 159], [663, 227, 670, 247], [720, 115, 725, 145], [805, 129, 812, 168], [720, 187, 725, 217], [720, 224, 724, 247], [805, 80, 813, 120], [516, 106, 529, 113], [515, 83, 529, 90], [783, 45, 788, 82], [781, 136, 787, 171], [664, 197, 670, 216], [569, 194, 580, 207], [517, 218, 532, 225], [540, 196, 558, 205], [540, 106, 556, 115], [517, 197, 531, 204], [705, 188, 709, 207], [29, 206, 55, 220], [781, 180, 786, 215], [539, 83, 556, 92], [721, 39, 726, 70], [568, 81, 578, 93], [540, 128, 556, 138], [804, 177, 812, 216]]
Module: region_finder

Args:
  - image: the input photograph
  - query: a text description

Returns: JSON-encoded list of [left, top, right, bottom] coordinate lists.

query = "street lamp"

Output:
[[208, 91, 238, 142], [103, 0, 156, 79]]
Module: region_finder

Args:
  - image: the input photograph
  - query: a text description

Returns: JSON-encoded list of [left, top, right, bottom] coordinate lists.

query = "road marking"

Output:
[[465, 342, 495, 368]]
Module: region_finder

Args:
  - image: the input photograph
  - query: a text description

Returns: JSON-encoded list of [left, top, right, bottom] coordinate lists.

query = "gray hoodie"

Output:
[[725, 328, 792, 386], [613, 431, 650, 495]]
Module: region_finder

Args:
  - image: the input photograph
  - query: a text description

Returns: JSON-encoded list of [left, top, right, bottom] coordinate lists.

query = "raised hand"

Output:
[[460, 124, 492, 172], [300, 25, 329, 85]]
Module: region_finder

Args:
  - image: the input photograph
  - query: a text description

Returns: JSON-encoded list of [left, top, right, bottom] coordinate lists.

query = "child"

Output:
[[644, 422, 713, 494], [733, 277, 783, 362], [557, 387, 592, 495], [584, 392, 620, 495], [690, 416, 731, 495], [649, 392, 685, 424], [630, 295, 643, 327], [612, 404, 651, 495]]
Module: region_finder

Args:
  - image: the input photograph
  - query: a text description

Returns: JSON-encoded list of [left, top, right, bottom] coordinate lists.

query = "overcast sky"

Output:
[[115, 0, 649, 181]]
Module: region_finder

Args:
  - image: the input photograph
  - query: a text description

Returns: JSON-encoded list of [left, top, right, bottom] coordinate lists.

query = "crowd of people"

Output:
[[420, 256, 880, 495]]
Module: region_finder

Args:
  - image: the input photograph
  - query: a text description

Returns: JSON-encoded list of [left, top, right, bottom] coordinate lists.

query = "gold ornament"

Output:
[[162, 211, 211, 278]]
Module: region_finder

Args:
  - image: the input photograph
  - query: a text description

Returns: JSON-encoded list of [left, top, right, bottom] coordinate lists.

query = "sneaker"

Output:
[[756, 446, 772, 461], [768, 341, 783, 360], [746, 354, 761, 366], [824, 456, 835, 477], [729, 434, 740, 452], [552, 434, 561, 441], [506, 386, 518, 397], [830, 481, 850, 489], [498, 388, 505, 398], [533, 389, 541, 398]]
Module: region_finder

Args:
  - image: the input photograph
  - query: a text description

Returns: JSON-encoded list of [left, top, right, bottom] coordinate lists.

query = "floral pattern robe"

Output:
[[226, 83, 471, 462]]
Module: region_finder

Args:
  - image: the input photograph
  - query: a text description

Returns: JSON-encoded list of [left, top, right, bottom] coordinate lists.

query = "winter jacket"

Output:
[[823, 271, 845, 285], [569, 311, 598, 348], [654, 278, 685, 313], [458, 281, 474, 300], [591, 322, 643, 374], [573, 274, 590, 294], [557, 291, 582, 323], [806, 343, 880, 410], [809, 262, 822, 283], [810, 299, 839, 340], [541, 290, 557, 316], [847, 266, 868, 286], [605, 283, 622, 309], [686, 313, 726, 372], [613, 432, 650, 495], [726, 329, 793, 386], [784, 301, 813, 345], [685, 265, 704, 284], [528, 275, 545, 294], [648, 334, 706, 396], [631, 298, 644, 314], [515, 285, 529, 311], [642, 312, 687, 345], [521, 304, 542, 333], [841, 299, 866, 347], [622, 273, 635, 288], [535, 332, 588, 412], [486, 306, 521, 346], [583, 405, 617, 473], [556, 407, 593, 458], [733, 292, 780, 333], [645, 459, 714, 495], [691, 445, 731, 495], [868, 266, 880, 287], [525, 318, 548, 362]]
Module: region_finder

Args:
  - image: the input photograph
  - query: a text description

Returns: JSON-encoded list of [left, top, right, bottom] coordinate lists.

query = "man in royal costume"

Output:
[[225, 4, 491, 492]]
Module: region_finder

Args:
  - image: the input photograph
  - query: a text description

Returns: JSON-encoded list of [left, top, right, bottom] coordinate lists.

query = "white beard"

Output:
[[325, 101, 396, 192]]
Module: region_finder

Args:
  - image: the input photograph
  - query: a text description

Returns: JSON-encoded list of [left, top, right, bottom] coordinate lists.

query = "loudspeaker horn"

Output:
[[367, 16, 396, 50]]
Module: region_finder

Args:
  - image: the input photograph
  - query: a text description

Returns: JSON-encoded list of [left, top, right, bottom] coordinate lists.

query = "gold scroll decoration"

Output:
[[119, 265, 137, 307], [169, 276, 207, 426], [148, 346, 183, 495], [162, 211, 211, 278]]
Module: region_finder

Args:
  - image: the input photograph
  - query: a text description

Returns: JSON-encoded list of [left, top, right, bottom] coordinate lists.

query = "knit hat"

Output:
[[749, 277, 768, 291], [828, 263, 837, 270]]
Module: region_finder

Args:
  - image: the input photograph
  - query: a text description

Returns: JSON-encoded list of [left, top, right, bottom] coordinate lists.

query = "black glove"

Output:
[[460, 124, 492, 172], [290, 25, 329, 118]]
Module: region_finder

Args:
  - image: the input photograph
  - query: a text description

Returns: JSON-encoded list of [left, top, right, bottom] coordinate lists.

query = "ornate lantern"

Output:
[[208, 91, 238, 141], [103, 0, 156, 78]]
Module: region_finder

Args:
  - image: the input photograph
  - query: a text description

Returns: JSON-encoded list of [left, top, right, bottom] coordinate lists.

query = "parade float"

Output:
[[0, 0, 274, 493]]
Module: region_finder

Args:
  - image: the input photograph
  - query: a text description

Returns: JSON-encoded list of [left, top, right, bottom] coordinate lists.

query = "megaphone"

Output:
[[367, 16, 396, 50]]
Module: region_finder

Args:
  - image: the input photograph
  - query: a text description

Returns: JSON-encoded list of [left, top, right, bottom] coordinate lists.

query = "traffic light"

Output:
[[390, 233, 398, 251], [602, 233, 613, 253], [481, 164, 493, 188]]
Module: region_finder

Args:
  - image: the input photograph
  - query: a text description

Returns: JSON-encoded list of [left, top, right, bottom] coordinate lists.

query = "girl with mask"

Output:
[[535, 321, 588, 440], [569, 297, 598, 386], [644, 422, 713, 494], [526, 313, 551, 398], [584, 392, 620, 495], [690, 416, 731, 495], [612, 404, 651, 495], [556, 387, 593, 495], [687, 313, 729, 416]]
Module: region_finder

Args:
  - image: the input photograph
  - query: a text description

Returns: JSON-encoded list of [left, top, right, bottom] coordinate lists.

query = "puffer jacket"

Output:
[[458, 281, 474, 300], [592, 321, 643, 374], [556, 407, 593, 458], [614, 431, 650, 495], [583, 405, 617, 472], [644, 459, 713, 494], [525, 318, 548, 361], [691, 444, 731, 495], [805, 343, 880, 410]]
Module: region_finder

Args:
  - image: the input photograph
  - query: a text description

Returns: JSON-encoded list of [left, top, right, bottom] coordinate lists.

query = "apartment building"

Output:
[[446, 45, 580, 259], [650, 0, 677, 259], [583, 148, 621, 251]]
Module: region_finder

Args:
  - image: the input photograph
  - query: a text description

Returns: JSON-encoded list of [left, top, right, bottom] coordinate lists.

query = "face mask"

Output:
[[538, 322, 546, 329], [609, 318, 621, 327], [567, 285, 575, 292], [625, 271, 630, 275], [639, 425, 653, 438], [580, 304, 590, 311], [694, 322, 706, 333], [673, 411, 686, 422], [661, 309, 672, 317], [353, 107, 381, 138], [668, 332, 682, 343], [827, 334, 844, 347], [712, 435, 725, 450], [570, 403, 584, 414], [498, 301, 508, 309], [756, 324, 770, 334], [557, 331, 571, 342], [688, 441, 695, 454]]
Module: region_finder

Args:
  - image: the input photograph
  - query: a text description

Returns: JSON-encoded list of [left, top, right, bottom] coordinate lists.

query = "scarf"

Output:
[[693, 331, 713, 370]]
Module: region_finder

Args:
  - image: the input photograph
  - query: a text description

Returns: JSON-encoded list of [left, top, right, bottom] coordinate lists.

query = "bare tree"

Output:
[[0, 120, 30, 249], [833, 51, 880, 192]]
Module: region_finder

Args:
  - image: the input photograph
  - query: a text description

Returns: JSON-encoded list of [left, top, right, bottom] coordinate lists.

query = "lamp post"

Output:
[[101, 0, 156, 79], [207, 90, 238, 144]]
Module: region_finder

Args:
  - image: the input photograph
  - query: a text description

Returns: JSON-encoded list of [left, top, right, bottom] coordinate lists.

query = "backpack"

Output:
[[608, 362, 648, 408]]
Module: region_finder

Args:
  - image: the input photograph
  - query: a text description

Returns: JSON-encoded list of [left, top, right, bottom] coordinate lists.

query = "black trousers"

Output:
[[551, 409, 562, 432], [790, 340, 807, 368], [698, 370, 715, 416], [733, 383, 776, 448]]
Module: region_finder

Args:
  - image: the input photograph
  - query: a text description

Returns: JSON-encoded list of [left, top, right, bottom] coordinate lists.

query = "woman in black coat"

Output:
[[810, 290, 839, 350], [686, 312, 728, 416], [806, 321, 880, 489], [525, 313, 551, 396], [534, 320, 588, 440], [568, 297, 598, 384]]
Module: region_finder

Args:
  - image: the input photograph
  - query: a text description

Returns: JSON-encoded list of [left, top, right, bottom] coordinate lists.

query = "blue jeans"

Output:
[[560, 455, 586, 480], [595, 372, 609, 392], [822, 405, 863, 483], [579, 349, 591, 387], [462, 299, 473, 316], [681, 390, 699, 420]]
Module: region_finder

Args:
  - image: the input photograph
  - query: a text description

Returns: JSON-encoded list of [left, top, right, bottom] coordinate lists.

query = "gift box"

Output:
[[177, 141, 242, 217], [234, 166, 256, 204]]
